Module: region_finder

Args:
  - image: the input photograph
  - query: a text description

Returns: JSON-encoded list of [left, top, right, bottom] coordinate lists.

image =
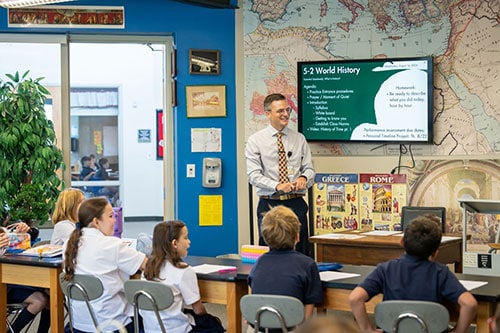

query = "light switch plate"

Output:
[[187, 164, 195, 178]]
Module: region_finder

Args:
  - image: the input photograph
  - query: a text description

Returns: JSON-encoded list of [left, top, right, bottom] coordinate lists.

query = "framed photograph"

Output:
[[186, 85, 226, 118], [189, 49, 220, 75]]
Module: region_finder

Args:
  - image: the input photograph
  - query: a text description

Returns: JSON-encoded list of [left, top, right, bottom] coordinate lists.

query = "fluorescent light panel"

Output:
[[0, 0, 75, 8]]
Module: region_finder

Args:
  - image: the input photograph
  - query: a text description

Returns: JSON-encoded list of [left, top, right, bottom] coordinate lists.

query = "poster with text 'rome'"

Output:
[[312, 173, 359, 235], [359, 173, 407, 231]]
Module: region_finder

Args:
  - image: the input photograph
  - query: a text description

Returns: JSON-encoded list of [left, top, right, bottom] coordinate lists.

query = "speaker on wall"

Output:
[[70, 137, 79, 152]]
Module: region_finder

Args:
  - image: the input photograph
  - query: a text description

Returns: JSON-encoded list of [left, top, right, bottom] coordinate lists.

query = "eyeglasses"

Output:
[[267, 107, 292, 115]]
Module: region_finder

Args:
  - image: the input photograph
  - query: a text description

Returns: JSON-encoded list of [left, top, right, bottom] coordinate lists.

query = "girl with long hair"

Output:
[[62, 197, 147, 333], [142, 221, 223, 333], [50, 188, 85, 245]]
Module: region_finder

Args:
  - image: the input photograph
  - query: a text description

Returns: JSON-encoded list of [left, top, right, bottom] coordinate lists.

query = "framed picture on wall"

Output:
[[186, 85, 226, 118], [189, 49, 220, 75]]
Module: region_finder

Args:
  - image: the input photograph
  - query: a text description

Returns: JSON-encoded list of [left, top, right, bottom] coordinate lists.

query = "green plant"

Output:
[[0, 71, 64, 226]]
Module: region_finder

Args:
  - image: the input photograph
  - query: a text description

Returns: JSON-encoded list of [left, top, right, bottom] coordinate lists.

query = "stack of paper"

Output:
[[19, 244, 63, 257]]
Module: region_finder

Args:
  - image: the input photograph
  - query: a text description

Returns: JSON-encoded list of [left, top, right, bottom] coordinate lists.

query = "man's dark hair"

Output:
[[263, 93, 286, 111], [403, 215, 442, 259]]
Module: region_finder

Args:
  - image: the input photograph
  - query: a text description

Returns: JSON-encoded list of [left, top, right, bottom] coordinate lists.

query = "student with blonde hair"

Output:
[[248, 205, 323, 325], [50, 188, 85, 245]]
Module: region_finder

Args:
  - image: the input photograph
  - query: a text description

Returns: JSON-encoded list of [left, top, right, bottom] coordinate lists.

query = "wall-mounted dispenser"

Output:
[[202, 157, 221, 188]]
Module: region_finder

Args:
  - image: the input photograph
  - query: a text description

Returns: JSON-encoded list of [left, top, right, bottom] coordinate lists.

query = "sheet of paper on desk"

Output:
[[192, 264, 238, 274], [310, 234, 365, 239], [459, 280, 488, 291], [362, 230, 403, 236], [320, 271, 360, 282]]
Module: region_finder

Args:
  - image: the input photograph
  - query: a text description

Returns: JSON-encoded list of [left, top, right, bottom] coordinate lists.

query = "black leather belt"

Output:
[[260, 193, 304, 201]]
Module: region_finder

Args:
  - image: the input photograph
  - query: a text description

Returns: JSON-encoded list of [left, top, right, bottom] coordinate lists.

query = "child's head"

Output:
[[403, 215, 442, 259], [52, 188, 85, 224], [78, 197, 114, 236], [64, 197, 113, 280], [144, 221, 189, 280], [152, 220, 189, 258], [81, 156, 91, 167], [98, 158, 109, 169], [261, 205, 300, 250]]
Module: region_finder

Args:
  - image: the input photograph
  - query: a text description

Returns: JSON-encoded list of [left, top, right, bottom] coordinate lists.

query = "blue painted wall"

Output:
[[0, 0, 238, 257]]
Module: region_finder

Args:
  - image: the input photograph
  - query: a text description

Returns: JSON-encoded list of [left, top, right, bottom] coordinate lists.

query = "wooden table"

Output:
[[0, 254, 64, 333], [320, 264, 500, 333], [184, 256, 253, 333], [311, 232, 464, 273]]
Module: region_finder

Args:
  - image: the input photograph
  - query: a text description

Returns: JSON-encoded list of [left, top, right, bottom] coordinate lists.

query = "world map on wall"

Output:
[[243, 0, 500, 155]]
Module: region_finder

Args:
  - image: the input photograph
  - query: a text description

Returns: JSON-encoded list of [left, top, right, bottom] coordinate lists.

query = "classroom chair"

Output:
[[6, 302, 32, 333], [124, 280, 174, 333], [59, 272, 104, 333], [240, 294, 305, 333], [374, 300, 450, 333]]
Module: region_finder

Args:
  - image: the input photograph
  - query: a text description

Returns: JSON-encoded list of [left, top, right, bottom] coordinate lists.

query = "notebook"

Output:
[[19, 244, 63, 257]]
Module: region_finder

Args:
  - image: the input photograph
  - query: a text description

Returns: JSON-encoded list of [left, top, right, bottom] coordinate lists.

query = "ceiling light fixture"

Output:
[[0, 0, 75, 8]]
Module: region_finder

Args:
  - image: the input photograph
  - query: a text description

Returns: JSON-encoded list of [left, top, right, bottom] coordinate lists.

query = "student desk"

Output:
[[0, 254, 64, 333], [311, 232, 464, 273], [184, 256, 253, 333], [320, 264, 500, 333]]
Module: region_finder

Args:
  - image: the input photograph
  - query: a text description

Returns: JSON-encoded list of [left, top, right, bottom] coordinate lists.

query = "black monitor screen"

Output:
[[401, 206, 446, 232]]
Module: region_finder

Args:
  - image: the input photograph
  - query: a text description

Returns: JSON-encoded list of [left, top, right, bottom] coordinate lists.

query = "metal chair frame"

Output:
[[59, 273, 103, 333], [124, 280, 175, 333], [6, 302, 31, 333], [374, 300, 450, 333], [240, 294, 305, 333]]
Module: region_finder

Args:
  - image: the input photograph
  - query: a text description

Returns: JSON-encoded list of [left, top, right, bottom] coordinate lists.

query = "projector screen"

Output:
[[297, 57, 434, 143]]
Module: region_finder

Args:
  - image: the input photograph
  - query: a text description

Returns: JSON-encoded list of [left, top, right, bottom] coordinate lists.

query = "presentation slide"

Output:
[[298, 57, 433, 143]]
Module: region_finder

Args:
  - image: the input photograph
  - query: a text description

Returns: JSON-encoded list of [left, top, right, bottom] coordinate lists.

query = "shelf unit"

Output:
[[460, 199, 500, 276]]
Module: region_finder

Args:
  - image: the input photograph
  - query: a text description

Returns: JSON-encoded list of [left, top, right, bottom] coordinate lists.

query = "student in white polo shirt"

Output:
[[62, 197, 147, 333]]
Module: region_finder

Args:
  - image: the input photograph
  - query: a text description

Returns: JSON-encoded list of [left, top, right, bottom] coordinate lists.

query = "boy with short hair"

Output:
[[349, 215, 477, 333], [248, 205, 323, 321]]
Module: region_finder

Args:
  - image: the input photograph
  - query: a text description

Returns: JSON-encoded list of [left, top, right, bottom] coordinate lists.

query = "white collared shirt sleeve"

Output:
[[245, 125, 316, 196]]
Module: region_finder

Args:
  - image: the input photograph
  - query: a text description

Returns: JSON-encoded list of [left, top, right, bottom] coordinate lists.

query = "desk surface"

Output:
[[0, 253, 62, 267], [184, 255, 253, 281], [320, 263, 500, 301], [0, 253, 64, 333], [310, 232, 463, 273]]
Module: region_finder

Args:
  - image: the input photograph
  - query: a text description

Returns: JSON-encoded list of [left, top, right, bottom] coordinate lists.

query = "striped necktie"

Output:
[[277, 131, 288, 184]]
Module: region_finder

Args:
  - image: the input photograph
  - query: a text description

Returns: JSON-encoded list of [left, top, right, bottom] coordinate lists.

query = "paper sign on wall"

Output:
[[199, 195, 222, 226]]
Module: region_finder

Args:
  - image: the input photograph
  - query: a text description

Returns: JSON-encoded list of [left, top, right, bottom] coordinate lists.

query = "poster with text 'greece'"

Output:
[[312, 173, 359, 235], [359, 173, 407, 231]]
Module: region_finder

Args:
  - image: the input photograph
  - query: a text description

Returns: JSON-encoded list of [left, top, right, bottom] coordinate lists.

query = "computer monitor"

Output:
[[401, 206, 446, 233]]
